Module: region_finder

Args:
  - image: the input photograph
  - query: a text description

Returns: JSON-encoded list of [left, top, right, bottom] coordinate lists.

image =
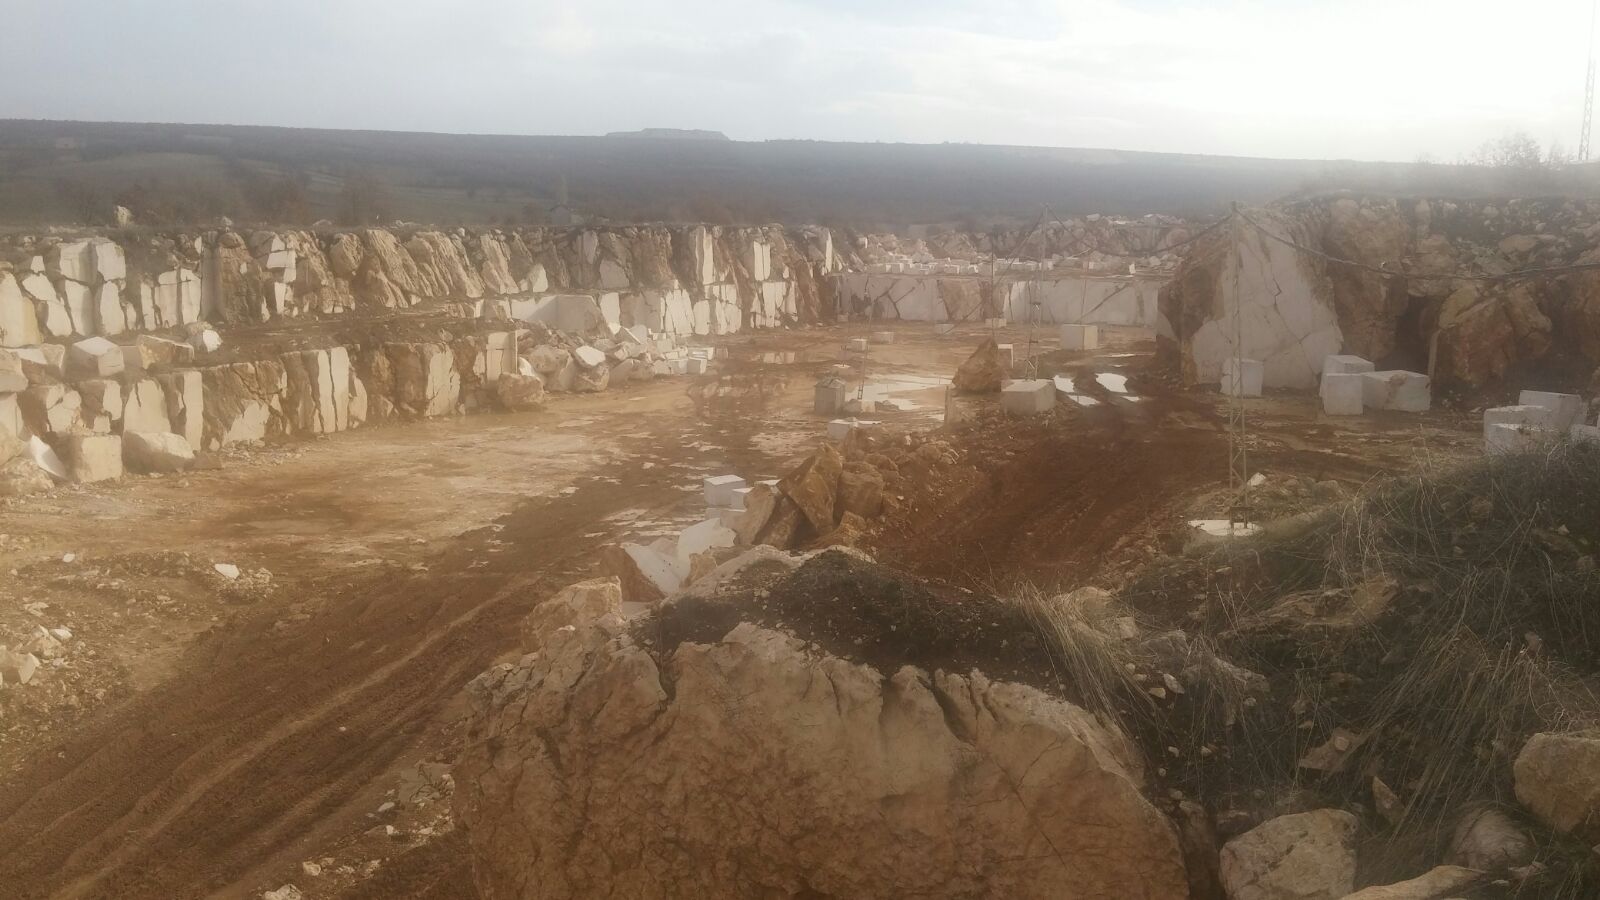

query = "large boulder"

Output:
[[1513, 732, 1600, 840], [122, 431, 196, 475], [777, 443, 844, 532], [494, 372, 545, 411], [57, 433, 123, 483], [953, 338, 1006, 393], [456, 588, 1189, 899], [1218, 809, 1358, 900]]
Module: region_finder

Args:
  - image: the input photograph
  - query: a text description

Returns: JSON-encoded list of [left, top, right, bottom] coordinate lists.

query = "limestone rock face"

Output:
[[1514, 732, 1600, 840], [58, 433, 123, 483], [1218, 809, 1358, 900], [953, 338, 1007, 393], [456, 603, 1189, 900]]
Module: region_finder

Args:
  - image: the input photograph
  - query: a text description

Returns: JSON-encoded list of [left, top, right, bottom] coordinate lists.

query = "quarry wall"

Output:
[[835, 272, 1163, 327], [1159, 196, 1600, 394]]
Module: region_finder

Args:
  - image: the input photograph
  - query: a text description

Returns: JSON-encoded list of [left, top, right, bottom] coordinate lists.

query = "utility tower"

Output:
[[1584, 0, 1597, 161]]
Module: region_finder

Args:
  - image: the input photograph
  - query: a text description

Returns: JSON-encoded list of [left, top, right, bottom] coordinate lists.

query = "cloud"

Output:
[[0, 0, 1590, 161]]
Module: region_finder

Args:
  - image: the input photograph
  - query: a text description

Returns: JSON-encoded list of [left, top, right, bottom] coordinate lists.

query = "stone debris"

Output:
[[493, 372, 545, 411], [214, 563, 242, 580], [0, 646, 41, 686], [262, 886, 302, 900]]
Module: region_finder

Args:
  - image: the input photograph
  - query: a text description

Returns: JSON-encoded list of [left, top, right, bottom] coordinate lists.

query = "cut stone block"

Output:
[[814, 377, 848, 415], [58, 433, 123, 483], [1486, 423, 1554, 455], [1518, 391, 1584, 430], [871, 331, 894, 344], [686, 358, 708, 375], [676, 517, 735, 567], [826, 418, 880, 441], [846, 338, 869, 353], [20, 384, 81, 435], [1059, 324, 1100, 350], [703, 474, 747, 508], [67, 336, 124, 378], [15, 345, 65, 382], [1222, 358, 1264, 398], [122, 431, 196, 474], [1321, 354, 1375, 377], [729, 487, 753, 511], [996, 343, 1014, 367], [125, 334, 195, 373], [1320, 372, 1364, 416], [190, 329, 223, 354], [122, 379, 173, 434], [1484, 405, 1561, 439], [157, 370, 204, 448], [1000, 379, 1055, 415], [1361, 371, 1431, 413]]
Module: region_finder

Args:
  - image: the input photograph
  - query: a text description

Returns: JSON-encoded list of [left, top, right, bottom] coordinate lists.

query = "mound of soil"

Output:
[[640, 549, 1064, 695]]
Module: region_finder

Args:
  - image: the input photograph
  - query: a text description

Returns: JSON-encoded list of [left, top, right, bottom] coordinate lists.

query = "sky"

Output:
[[1, 0, 1594, 163]]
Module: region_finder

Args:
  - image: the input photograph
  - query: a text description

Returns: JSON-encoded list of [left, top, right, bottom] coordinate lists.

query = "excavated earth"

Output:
[[0, 322, 1485, 898]]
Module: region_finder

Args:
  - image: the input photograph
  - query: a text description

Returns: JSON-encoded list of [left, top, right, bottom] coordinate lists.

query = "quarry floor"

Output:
[[0, 323, 1483, 900]]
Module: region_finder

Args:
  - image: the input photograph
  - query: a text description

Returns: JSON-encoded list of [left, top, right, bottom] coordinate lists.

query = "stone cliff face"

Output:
[[0, 223, 841, 347], [454, 570, 1190, 900], [1159, 195, 1600, 394]]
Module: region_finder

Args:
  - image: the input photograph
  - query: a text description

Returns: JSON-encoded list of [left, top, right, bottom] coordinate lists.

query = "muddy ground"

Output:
[[0, 322, 1481, 899]]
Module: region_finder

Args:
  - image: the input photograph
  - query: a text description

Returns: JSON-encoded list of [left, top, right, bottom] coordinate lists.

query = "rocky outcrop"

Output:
[[455, 568, 1190, 899], [1160, 195, 1600, 393]]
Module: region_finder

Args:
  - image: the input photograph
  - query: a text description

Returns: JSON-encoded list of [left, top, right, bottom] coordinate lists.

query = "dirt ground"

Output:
[[0, 321, 1482, 899]]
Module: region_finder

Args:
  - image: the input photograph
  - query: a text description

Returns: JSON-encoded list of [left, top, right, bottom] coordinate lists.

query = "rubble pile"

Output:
[[1160, 195, 1600, 395]]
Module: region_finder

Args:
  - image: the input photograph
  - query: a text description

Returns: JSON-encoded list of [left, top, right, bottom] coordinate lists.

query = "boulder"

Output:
[[600, 542, 683, 603], [1340, 866, 1481, 900], [1218, 809, 1358, 900], [756, 495, 807, 549], [14, 344, 65, 382], [777, 443, 844, 532], [58, 433, 123, 483], [573, 363, 610, 393], [0, 647, 41, 686], [124, 334, 195, 373], [732, 483, 779, 545], [953, 338, 1006, 393], [494, 372, 545, 411], [455, 613, 1189, 899], [122, 431, 196, 475], [1513, 732, 1600, 839], [515, 577, 622, 646], [0, 455, 53, 498], [837, 463, 885, 519], [1448, 807, 1533, 872]]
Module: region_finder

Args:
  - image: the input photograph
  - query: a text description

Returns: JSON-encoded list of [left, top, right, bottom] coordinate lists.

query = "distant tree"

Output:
[[1466, 131, 1548, 169], [340, 171, 393, 225], [55, 178, 110, 224]]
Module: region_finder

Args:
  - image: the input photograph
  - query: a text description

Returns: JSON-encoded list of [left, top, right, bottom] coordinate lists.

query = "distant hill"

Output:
[[0, 119, 1595, 230], [603, 129, 730, 141]]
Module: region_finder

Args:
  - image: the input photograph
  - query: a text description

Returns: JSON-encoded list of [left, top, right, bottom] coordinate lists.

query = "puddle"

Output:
[[1095, 373, 1129, 394], [1051, 375, 1101, 407], [1187, 519, 1262, 538]]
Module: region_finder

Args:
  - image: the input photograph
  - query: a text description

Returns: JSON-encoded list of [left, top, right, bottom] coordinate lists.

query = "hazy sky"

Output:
[[2, 0, 1593, 162]]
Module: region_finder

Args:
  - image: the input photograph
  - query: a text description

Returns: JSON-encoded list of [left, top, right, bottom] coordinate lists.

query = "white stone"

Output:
[[0, 648, 40, 686], [1518, 391, 1584, 430], [1059, 324, 1100, 350], [214, 563, 241, 580], [1361, 371, 1430, 412], [996, 343, 1014, 367], [1321, 354, 1375, 377], [1320, 372, 1364, 416], [573, 346, 607, 368], [1000, 379, 1055, 415], [827, 418, 880, 441], [814, 378, 849, 415], [1486, 423, 1554, 455], [846, 338, 869, 353], [702, 474, 747, 508], [68, 336, 124, 378], [191, 329, 223, 354], [1484, 405, 1561, 438], [675, 517, 736, 567], [871, 331, 894, 344], [730, 487, 753, 511], [27, 435, 67, 481], [60, 433, 122, 483], [1222, 358, 1264, 398]]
